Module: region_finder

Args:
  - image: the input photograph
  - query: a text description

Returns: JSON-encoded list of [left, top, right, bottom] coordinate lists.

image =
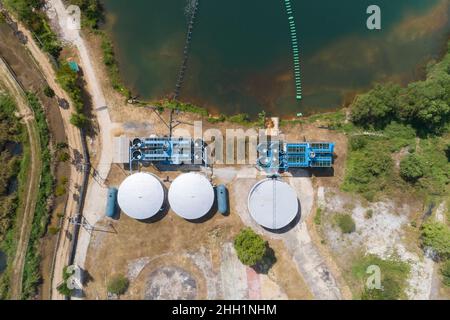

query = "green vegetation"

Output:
[[421, 221, 450, 260], [21, 93, 54, 299], [43, 86, 55, 98], [207, 111, 266, 127], [365, 209, 373, 219], [441, 260, 450, 287], [65, 0, 130, 96], [98, 33, 130, 97], [342, 135, 394, 200], [0, 94, 26, 299], [350, 49, 450, 136], [234, 228, 267, 266], [107, 274, 129, 295], [314, 208, 322, 225], [4, 0, 61, 57], [55, 177, 68, 197], [352, 254, 410, 300], [335, 214, 356, 234], [56, 62, 89, 128], [56, 266, 75, 297], [342, 42, 450, 200], [156, 99, 209, 117], [400, 154, 424, 183], [68, 0, 104, 29]]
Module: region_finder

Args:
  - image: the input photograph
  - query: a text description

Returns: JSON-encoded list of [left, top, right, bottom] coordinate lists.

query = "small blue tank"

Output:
[[105, 187, 118, 218], [216, 185, 228, 215]]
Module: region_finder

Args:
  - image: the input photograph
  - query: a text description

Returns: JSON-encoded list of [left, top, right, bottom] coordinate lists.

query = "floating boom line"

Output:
[[283, 0, 302, 100], [173, 0, 199, 100]]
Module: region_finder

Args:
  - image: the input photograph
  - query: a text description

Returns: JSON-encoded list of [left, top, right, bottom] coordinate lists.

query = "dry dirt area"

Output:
[[83, 165, 312, 300]]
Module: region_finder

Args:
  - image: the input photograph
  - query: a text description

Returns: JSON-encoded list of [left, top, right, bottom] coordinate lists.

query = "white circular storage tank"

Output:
[[248, 178, 299, 230], [118, 172, 165, 220], [168, 173, 214, 220]]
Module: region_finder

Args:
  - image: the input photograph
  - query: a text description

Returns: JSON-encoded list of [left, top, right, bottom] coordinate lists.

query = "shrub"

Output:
[[43, 86, 55, 98], [55, 184, 66, 197], [400, 154, 424, 183], [336, 214, 356, 234], [107, 275, 129, 295], [234, 228, 267, 266], [56, 142, 68, 150], [421, 222, 450, 260], [48, 226, 60, 235], [58, 152, 70, 162], [70, 113, 88, 128], [349, 136, 368, 151], [441, 260, 450, 287]]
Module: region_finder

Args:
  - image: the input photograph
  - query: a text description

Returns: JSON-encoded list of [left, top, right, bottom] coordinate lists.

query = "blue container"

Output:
[[216, 185, 228, 215], [105, 187, 118, 218]]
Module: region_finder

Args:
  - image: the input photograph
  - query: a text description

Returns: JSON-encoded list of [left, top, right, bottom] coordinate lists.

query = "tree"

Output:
[[57, 266, 75, 297], [234, 228, 267, 266], [107, 275, 129, 295], [351, 83, 401, 129], [445, 143, 450, 162], [44, 86, 55, 98], [69, 0, 104, 29], [399, 79, 450, 135], [70, 113, 88, 128], [400, 154, 424, 183], [421, 222, 450, 260]]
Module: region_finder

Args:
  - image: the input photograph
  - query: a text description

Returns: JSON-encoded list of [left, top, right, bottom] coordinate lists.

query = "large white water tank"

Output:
[[118, 172, 165, 220], [168, 173, 214, 220], [248, 178, 299, 230]]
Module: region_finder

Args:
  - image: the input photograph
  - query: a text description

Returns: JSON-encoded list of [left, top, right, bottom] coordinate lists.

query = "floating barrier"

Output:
[[173, 0, 199, 100], [284, 0, 302, 100]]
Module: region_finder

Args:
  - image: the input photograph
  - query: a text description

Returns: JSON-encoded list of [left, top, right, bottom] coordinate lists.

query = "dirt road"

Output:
[[45, 0, 114, 299], [0, 58, 42, 299]]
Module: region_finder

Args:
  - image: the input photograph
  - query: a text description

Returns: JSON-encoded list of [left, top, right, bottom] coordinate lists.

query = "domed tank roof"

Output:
[[248, 178, 298, 230], [118, 173, 165, 220], [168, 173, 214, 220]]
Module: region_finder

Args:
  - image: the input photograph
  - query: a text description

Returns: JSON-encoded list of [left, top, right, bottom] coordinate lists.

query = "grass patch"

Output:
[[314, 208, 322, 225], [352, 254, 410, 300]]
